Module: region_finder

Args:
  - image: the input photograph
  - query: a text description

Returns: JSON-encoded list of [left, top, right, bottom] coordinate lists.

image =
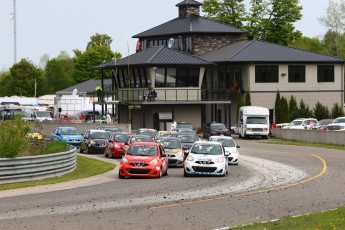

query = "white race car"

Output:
[[184, 141, 228, 177], [208, 136, 239, 165]]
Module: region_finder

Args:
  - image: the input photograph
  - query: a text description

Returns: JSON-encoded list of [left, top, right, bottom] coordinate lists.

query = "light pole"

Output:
[[9, 0, 17, 64]]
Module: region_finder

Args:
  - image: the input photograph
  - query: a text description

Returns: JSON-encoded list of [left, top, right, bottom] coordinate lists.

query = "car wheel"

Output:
[[184, 169, 189, 177], [163, 170, 168, 176], [158, 168, 163, 178], [118, 170, 125, 179]]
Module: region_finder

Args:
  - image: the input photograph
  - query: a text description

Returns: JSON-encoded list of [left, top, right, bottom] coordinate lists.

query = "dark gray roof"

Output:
[[58, 79, 112, 94], [133, 15, 246, 38], [100, 46, 214, 69], [176, 0, 202, 6], [199, 40, 345, 63]]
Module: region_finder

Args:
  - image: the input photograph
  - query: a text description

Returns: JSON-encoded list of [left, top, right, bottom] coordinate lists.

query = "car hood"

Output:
[[125, 155, 158, 163], [91, 138, 108, 144], [164, 148, 182, 154], [223, 146, 236, 152], [62, 134, 83, 139], [189, 153, 223, 160]]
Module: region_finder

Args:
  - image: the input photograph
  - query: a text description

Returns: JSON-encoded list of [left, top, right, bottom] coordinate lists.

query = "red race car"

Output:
[[118, 142, 168, 179], [104, 132, 131, 158]]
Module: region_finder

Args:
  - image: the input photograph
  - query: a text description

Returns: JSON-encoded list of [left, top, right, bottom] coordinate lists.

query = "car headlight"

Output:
[[186, 155, 194, 161], [114, 144, 120, 148], [62, 137, 68, 140], [150, 158, 158, 165], [176, 151, 183, 157], [246, 128, 251, 131], [90, 140, 96, 145], [216, 157, 224, 163], [225, 151, 231, 155], [121, 157, 128, 164]]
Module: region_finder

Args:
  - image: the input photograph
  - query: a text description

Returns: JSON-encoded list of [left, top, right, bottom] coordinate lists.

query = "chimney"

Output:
[[176, 0, 202, 19]]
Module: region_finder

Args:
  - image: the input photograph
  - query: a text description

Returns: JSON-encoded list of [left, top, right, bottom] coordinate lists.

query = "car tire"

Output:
[[184, 169, 189, 177], [158, 169, 163, 178], [118, 171, 125, 179]]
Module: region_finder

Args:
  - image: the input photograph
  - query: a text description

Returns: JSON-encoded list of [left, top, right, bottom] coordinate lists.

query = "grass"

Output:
[[231, 206, 345, 229], [0, 155, 115, 190], [229, 138, 345, 230], [264, 138, 345, 151]]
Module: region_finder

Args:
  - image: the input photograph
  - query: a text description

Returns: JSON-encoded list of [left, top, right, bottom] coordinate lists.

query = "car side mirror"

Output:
[[224, 152, 229, 156], [236, 145, 240, 148], [161, 152, 166, 157]]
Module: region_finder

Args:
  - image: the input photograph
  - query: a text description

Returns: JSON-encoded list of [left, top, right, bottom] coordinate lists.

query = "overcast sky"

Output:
[[0, 0, 330, 71]]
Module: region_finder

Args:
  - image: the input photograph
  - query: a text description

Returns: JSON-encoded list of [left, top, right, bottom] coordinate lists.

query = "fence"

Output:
[[0, 146, 77, 184]]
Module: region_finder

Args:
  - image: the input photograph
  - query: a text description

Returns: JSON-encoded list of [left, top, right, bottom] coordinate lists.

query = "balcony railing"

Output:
[[94, 88, 237, 103]]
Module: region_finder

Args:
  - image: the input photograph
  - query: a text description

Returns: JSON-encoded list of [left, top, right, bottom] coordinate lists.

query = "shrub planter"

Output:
[[0, 147, 77, 184]]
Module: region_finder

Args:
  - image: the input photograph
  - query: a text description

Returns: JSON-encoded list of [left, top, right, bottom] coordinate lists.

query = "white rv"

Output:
[[238, 106, 270, 139]]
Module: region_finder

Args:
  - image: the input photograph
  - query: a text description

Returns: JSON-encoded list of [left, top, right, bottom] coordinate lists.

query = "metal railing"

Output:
[[0, 147, 77, 184], [94, 88, 237, 103]]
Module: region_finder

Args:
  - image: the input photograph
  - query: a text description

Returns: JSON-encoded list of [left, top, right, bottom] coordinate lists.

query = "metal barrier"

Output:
[[0, 147, 77, 184]]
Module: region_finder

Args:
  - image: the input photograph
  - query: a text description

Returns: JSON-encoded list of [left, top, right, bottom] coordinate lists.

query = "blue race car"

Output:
[[50, 126, 83, 147]]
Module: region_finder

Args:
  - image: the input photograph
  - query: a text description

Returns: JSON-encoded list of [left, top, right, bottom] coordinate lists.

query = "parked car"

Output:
[[50, 126, 83, 147], [327, 117, 345, 131], [33, 111, 53, 122], [312, 119, 333, 130], [122, 134, 155, 154], [80, 129, 109, 154], [104, 132, 131, 158], [118, 142, 168, 179], [137, 128, 158, 138], [77, 110, 100, 122], [59, 114, 83, 123], [184, 141, 229, 177], [203, 122, 231, 138], [208, 136, 239, 165], [174, 133, 200, 159], [155, 137, 184, 167], [282, 118, 318, 130], [97, 126, 123, 136]]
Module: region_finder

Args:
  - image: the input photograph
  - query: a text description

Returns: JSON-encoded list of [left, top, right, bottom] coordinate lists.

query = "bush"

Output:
[[40, 140, 68, 155]]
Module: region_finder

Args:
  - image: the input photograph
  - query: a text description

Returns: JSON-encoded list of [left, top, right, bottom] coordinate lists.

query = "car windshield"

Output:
[[190, 143, 222, 155], [68, 116, 80, 120], [176, 123, 193, 129], [246, 117, 267, 124], [130, 136, 153, 143], [127, 145, 158, 156], [99, 127, 122, 133], [289, 120, 303, 126], [333, 118, 345, 124], [89, 131, 109, 139], [210, 138, 235, 147], [175, 128, 194, 133], [317, 120, 331, 125], [114, 134, 130, 142], [176, 134, 198, 143], [156, 139, 181, 149], [61, 129, 79, 135], [159, 133, 176, 138], [210, 123, 227, 130], [138, 130, 157, 138], [36, 111, 51, 118]]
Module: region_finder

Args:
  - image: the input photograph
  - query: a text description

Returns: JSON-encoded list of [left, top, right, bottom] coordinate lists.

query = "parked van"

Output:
[[238, 106, 270, 139]]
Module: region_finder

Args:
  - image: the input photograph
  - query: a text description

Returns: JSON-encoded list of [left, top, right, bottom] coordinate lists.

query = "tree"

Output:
[[244, 90, 251, 106], [44, 53, 75, 93], [313, 101, 330, 120], [274, 90, 281, 123], [289, 36, 328, 55], [330, 102, 345, 118], [288, 95, 298, 121], [202, 0, 246, 29], [86, 33, 113, 50], [9, 59, 42, 97], [280, 96, 289, 123], [298, 99, 313, 118], [318, 0, 345, 57], [0, 71, 12, 96]]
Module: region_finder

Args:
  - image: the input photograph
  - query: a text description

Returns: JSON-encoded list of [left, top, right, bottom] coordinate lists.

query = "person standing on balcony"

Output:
[[96, 85, 103, 102], [147, 86, 157, 101]]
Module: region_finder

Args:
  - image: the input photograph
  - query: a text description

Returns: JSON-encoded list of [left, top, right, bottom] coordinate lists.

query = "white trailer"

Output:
[[238, 106, 270, 139]]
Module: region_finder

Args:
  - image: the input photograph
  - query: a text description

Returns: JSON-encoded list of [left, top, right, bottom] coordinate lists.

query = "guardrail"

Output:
[[0, 147, 77, 184]]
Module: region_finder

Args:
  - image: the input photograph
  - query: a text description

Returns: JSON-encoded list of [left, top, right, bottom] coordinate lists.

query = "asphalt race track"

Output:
[[0, 137, 344, 230]]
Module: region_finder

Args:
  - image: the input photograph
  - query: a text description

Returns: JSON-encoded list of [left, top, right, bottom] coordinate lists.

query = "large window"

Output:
[[317, 65, 334, 82], [288, 65, 305, 82], [255, 65, 279, 83], [116, 68, 149, 88], [155, 67, 199, 87]]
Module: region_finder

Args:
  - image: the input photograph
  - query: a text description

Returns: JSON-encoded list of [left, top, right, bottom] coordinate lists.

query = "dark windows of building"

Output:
[[288, 65, 305, 82], [155, 67, 199, 87], [116, 68, 149, 88], [317, 65, 334, 82], [255, 65, 279, 83], [145, 37, 191, 53]]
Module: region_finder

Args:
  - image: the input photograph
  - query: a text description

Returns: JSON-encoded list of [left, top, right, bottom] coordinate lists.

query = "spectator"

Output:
[[171, 119, 177, 131], [106, 112, 112, 124], [96, 85, 103, 102], [146, 86, 157, 101]]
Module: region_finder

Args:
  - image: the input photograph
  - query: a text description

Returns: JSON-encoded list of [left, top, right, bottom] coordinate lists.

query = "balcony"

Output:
[[94, 88, 236, 103]]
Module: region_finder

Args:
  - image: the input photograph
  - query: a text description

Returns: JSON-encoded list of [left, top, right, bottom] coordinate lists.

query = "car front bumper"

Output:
[[184, 162, 227, 176], [119, 164, 162, 178]]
